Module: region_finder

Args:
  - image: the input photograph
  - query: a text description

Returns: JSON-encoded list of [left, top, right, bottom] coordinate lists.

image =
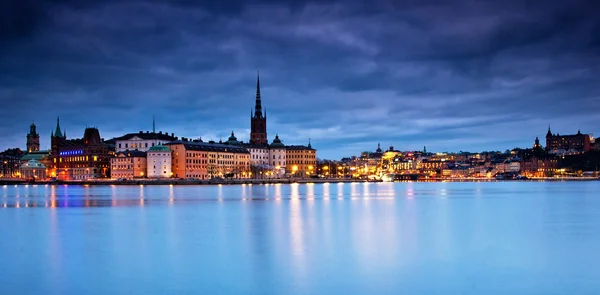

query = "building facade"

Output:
[[286, 141, 317, 176], [546, 127, 591, 155], [110, 151, 147, 179], [167, 141, 251, 179], [147, 145, 172, 178], [26, 123, 40, 153], [1, 148, 24, 178], [114, 131, 176, 152], [269, 135, 286, 177], [19, 159, 46, 180], [50, 118, 111, 180]]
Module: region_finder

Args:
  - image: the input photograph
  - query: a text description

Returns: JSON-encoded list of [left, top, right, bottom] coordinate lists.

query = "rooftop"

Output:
[[166, 141, 250, 154], [148, 145, 171, 152], [114, 131, 176, 142]]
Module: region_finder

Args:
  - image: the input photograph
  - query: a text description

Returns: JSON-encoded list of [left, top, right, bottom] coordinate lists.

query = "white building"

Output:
[[268, 135, 286, 177], [147, 145, 172, 178], [19, 159, 46, 180], [248, 146, 269, 166], [114, 131, 176, 152]]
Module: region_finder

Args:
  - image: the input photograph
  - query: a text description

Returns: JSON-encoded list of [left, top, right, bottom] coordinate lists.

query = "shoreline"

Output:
[[1, 177, 598, 186]]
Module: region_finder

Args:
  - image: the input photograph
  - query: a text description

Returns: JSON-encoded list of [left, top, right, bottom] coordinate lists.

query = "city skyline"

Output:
[[1, 0, 599, 159]]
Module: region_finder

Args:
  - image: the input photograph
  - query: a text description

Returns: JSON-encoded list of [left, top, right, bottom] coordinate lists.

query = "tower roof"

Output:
[[226, 131, 240, 145], [270, 134, 285, 148], [54, 117, 64, 138], [254, 71, 263, 118]]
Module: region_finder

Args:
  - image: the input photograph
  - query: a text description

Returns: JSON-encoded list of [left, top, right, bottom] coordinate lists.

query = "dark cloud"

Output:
[[0, 0, 599, 159]]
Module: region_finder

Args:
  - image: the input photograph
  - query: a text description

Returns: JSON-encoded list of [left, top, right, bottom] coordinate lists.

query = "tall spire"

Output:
[[546, 125, 552, 137], [54, 117, 63, 138], [254, 71, 262, 118], [153, 116, 156, 133]]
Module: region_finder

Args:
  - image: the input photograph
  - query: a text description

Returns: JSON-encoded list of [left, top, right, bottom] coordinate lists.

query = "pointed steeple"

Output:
[[308, 138, 312, 149], [63, 129, 66, 138], [254, 71, 262, 118], [546, 125, 552, 137], [54, 117, 63, 138]]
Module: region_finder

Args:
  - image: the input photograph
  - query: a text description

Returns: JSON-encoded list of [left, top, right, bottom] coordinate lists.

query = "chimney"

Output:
[[139, 131, 143, 134], [159, 131, 162, 134], [146, 131, 149, 133], [171, 133, 174, 137]]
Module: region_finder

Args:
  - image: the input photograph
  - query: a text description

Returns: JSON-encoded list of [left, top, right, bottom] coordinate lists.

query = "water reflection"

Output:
[[1, 182, 600, 294]]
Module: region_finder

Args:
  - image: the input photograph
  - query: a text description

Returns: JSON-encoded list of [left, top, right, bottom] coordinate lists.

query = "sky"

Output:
[[1, 0, 599, 159]]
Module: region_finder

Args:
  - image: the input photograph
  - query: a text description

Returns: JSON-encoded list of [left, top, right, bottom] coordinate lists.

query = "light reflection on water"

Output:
[[0, 182, 600, 294]]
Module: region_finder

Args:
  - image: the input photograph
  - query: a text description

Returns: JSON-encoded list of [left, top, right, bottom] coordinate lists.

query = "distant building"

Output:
[[114, 131, 176, 152], [147, 145, 172, 178], [50, 117, 111, 180], [26, 123, 40, 152], [286, 140, 317, 176], [545, 126, 591, 155], [19, 159, 46, 180], [167, 141, 251, 179], [0, 148, 24, 178], [269, 135, 286, 177], [110, 151, 147, 179]]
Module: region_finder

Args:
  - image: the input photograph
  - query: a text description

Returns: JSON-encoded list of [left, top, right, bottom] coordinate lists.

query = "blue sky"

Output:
[[1, 0, 599, 159]]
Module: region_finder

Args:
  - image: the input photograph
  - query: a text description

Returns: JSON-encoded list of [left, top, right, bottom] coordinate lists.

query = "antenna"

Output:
[[152, 116, 156, 133]]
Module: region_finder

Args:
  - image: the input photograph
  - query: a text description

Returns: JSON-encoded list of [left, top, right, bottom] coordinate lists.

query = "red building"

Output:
[[50, 117, 112, 180]]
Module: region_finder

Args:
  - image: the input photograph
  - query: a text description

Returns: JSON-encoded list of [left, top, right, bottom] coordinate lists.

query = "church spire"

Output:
[[54, 117, 63, 138], [546, 125, 552, 137], [254, 71, 262, 118]]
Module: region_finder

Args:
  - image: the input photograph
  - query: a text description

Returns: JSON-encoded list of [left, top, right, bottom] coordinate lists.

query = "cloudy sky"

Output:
[[1, 0, 599, 159]]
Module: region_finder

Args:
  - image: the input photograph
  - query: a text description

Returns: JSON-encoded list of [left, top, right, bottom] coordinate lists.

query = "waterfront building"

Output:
[[286, 140, 317, 176], [147, 145, 172, 178], [110, 151, 147, 179], [0, 148, 24, 178], [167, 140, 251, 179], [247, 145, 270, 166], [114, 130, 176, 152], [19, 159, 46, 180], [250, 73, 268, 145], [26, 123, 40, 152], [417, 159, 444, 171], [545, 127, 591, 155], [269, 135, 286, 177], [50, 117, 111, 180]]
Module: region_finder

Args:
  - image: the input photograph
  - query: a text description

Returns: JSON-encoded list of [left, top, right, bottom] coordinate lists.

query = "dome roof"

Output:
[[226, 131, 240, 145], [148, 145, 171, 152], [20, 159, 46, 169], [270, 134, 285, 148]]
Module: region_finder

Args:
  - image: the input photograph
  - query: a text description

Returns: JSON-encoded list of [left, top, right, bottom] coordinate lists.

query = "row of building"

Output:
[[4, 74, 317, 180], [323, 129, 597, 179]]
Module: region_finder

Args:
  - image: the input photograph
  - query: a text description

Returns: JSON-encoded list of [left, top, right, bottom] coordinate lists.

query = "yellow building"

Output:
[[286, 142, 317, 176], [110, 151, 147, 179], [167, 141, 251, 179]]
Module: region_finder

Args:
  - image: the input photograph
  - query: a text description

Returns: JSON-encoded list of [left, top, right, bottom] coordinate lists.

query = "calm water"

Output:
[[1, 182, 599, 294]]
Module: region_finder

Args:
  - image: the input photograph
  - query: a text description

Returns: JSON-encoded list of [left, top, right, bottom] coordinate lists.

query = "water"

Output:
[[1, 182, 599, 295]]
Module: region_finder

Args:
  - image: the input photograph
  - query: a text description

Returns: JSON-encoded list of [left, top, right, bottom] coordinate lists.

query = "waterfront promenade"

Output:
[[1, 176, 598, 186]]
